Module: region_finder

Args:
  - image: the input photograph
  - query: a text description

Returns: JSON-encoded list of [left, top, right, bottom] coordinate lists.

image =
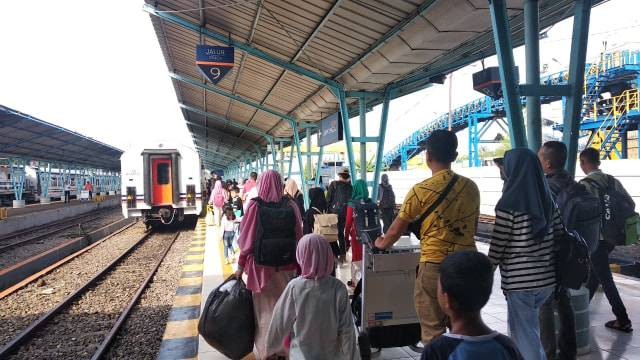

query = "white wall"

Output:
[[381, 159, 640, 217]]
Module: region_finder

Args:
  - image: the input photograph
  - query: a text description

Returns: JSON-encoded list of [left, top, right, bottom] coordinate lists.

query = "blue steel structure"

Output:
[[382, 49, 640, 170]]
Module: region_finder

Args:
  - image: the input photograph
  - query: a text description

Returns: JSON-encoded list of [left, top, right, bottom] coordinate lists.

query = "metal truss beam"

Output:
[[144, 4, 340, 89], [181, 103, 274, 140], [186, 121, 262, 152], [170, 72, 301, 125]]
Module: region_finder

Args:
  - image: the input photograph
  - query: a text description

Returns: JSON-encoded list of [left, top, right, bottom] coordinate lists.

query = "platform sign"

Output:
[[196, 45, 234, 84], [319, 112, 344, 146]]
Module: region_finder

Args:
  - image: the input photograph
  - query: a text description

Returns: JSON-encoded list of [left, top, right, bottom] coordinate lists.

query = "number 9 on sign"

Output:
[[209, 67, 221, 79]]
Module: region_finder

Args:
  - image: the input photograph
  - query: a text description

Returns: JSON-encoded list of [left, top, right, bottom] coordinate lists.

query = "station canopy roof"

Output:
[[147, 0, 606, 165], [0, 105, 123, 171]]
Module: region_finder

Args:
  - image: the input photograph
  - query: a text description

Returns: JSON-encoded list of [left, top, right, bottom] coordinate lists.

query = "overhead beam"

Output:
[[186, 120, 262, 150], [180, 103, 274, 140], [144, 4, 340, 89], [292, 0, 344, 63], [170, 72, 299, 124]]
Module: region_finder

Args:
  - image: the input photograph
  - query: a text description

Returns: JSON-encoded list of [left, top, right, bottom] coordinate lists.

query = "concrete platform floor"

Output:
[[198, 227, 638, 360]]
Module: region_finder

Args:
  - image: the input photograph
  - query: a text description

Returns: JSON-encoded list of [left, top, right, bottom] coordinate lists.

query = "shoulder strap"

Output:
[[311, 207, 322, 214], [413, 174, 459, 228]]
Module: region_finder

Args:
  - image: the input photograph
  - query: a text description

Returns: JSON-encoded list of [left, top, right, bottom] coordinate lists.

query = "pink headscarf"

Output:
[[296, 234, 334, 280], [208, 180, 224, 204], [237, 170, 303, 293]]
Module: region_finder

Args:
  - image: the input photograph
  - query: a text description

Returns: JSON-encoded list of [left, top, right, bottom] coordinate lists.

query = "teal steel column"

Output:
[[268, 138, 278, 170], [563, 0, 591, 175], [8, 158, 26, 201], [359, 96, 367, 181], [332, 86, 357, 182], [489, 0, 527, 148], [292, 123, 309, 209], [306, 127, 312, 183], [279, 141, 285, 175], [287, 141, 294, 180], [371, 87, 392, 201], [39, 163, 52, 200], [315, 145, 324, 187], [524, 0, 542, 151]]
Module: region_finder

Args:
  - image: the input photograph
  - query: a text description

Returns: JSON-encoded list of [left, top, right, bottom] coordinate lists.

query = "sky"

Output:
[[2, 0, 640, 167]]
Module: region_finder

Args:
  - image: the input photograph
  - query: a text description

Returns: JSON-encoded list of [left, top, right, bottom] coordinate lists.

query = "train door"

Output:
[[152, 158, 172, 205]]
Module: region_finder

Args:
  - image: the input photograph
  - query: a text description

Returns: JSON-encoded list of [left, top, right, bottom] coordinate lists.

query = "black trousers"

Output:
[[64, 191, 70, 203], [587, 241, 629, 322], [380, 207, 395, 234], [336, 211, 347, 256], [540, 287, 576, 360]]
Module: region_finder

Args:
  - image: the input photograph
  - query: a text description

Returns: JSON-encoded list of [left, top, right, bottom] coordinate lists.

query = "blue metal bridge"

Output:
[[382, 50, 640, 170]]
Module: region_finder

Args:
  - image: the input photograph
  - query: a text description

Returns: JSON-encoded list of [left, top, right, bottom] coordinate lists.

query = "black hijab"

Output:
[[495, 148, 554, 241], [308, 187, 327, 213]]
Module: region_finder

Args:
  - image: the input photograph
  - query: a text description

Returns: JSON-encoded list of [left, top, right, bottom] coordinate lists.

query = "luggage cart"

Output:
[[351, 202, 422, 359]]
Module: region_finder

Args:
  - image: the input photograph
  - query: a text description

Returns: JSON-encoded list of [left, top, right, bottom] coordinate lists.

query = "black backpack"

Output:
[[352, 200, 381, 244], [555, 227, 591, 290], [253, 197, 297, 267], [329, 182, 352, 215], [582, 175, 637, 246], [554, 182, 601, 254]]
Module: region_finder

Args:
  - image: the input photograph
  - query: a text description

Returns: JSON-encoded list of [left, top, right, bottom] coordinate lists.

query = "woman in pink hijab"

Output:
[[235, 170, 303, 359], [208, 180, 228, 226], [265, 234, 359, 359]]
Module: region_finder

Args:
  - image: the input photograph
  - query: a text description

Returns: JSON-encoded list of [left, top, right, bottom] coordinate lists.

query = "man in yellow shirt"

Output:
[[375, 130, 480, 343]]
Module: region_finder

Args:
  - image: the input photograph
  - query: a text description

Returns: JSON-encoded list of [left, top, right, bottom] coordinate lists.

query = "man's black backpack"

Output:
[[554, 182, 601, 255], [329, 181, 352, 215], [253, 197, 297, 267], [555, 227, 590, 290], [582, 174, 638, 247]]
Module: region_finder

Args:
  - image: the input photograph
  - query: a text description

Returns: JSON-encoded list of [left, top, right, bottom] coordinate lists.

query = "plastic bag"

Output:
[[205, 205, 215, 226], [198, 276, 255, 359]]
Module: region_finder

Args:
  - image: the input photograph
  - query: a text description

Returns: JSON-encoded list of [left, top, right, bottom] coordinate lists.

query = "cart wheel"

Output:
[[358, 332, 371, 360]]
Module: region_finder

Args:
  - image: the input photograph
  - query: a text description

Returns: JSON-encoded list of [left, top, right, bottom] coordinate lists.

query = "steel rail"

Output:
[[0, 212, 111, 253], [91, 231, 179, 360], [0, 207, 113, 243], [0, 229, 163, 357], [0, 220, 137, 300]]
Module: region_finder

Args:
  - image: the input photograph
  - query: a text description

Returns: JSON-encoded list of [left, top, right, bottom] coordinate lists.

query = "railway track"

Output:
[[0, 208, 117, 253], [0, 229, 179, 360]]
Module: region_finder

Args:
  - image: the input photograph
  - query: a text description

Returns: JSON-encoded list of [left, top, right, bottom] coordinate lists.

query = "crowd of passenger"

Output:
[[203, 130, 636, 360]]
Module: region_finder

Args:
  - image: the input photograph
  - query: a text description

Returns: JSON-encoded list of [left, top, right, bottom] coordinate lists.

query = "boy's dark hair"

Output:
[[440, 251, 493, 313], [425, 130, 458, 163], [224, 207, 236, 219], [580, 147, 601, 166], [231, 186, 240, 193], [541, 141, 567, 170], [250, 172, 258, 180]]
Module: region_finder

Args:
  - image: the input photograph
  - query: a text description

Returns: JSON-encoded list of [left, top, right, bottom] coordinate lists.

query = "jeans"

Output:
[[539, 287, 576, 360], [380, 207, 395, 234], [64, 190, 70, 203], [506, 287, 554, 360], [587, 241, 629, 322], [222, 231, 235, 259]]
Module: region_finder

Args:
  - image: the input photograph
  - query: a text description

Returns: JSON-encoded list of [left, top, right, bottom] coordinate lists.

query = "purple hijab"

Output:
[[296, 234, 334, 280]]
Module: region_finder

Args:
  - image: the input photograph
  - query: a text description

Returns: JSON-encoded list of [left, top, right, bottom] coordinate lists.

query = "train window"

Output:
[[157, 163, 170, 185]]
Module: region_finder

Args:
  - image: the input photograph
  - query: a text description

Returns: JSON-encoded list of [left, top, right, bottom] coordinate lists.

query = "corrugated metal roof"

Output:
[[148, 0, 607, 167], [0, 105, 122, 171]]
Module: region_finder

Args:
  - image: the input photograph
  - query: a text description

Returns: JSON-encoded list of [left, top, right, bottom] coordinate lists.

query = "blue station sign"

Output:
[[319, 112, 343, 146], [196, 45, 234, 84]]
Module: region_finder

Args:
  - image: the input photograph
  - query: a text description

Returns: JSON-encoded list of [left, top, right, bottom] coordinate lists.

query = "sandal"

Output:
[[605, 319, 633, 333]]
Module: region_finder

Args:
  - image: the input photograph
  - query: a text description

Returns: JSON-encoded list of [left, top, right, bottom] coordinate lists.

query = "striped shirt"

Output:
[[488, 209, 564, 292]]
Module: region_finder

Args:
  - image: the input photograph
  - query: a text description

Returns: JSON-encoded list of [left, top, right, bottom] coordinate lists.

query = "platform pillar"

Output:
[[489, 0, 527, 149], [563, 0, 592, 175], [371, 87, 392, 201], [524, 0, 542, 151], [315, 145, 324, 188], [359, 97, 367, 181], [8, 157, 26, 203], [38, 162, 52, 204], [331, 85, 357, 182], [291, 122, 308, 209]]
